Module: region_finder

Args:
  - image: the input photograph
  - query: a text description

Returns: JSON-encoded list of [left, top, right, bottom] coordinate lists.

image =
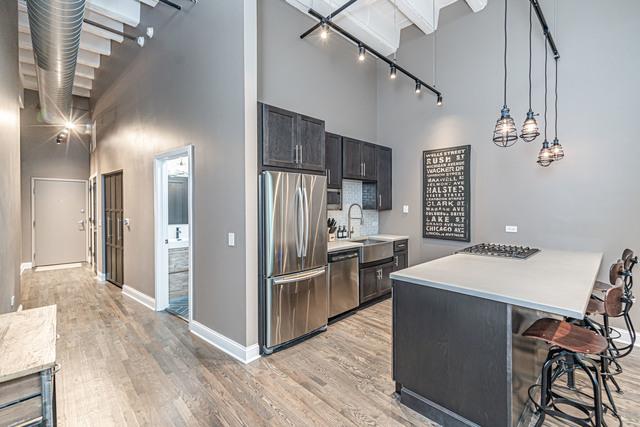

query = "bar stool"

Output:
[[524, 318, 612, 426]]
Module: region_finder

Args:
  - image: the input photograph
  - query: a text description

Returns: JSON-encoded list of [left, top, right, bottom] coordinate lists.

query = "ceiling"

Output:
[[17, 0, 159, 99], [286, 0, 487, 56]]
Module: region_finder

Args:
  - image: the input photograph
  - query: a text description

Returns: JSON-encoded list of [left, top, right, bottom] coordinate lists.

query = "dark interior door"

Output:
[[104, 171, 124, 287]]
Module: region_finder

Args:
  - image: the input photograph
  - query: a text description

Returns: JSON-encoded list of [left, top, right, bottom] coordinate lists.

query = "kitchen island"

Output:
[[390, 249, 602, 427]]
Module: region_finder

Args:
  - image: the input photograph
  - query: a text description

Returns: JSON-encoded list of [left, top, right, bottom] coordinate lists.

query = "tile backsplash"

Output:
[[328, 180, 379, 237]]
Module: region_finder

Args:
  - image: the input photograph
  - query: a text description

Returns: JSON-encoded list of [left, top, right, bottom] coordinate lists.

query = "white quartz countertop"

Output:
[[390, 250, 602, 319], [328, 234, 409, 253]]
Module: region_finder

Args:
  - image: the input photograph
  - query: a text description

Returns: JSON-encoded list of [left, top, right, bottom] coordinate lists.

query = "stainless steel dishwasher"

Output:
[[328, 250, 360, 318]]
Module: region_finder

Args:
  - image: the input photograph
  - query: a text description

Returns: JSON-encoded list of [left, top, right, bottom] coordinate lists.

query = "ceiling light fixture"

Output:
[[437, 95, 443, 106], [415, 81, 422, 94], [492, 0, 517, 147], [64, 121, 76, 130], [389, 64, 397, 79], [358, 44, 366, 61], [520, 2, 540, 142], [537, 36, 553, 167], [320, 21, 329, 39]]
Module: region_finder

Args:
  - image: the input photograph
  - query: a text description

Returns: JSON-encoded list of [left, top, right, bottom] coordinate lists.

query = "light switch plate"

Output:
[[123, 218, 130, 226], [402, 205, 409, 214], [505, 225, 518, 233], [228, 232, 235, 247]]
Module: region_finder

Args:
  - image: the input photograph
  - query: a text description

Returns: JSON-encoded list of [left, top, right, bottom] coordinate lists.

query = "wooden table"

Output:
[[390, 250, 602, 427], [0, 305, 57, 426]]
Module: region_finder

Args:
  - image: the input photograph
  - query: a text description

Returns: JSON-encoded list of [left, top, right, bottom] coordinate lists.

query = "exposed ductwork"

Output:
[[26, 0, 86, 124]]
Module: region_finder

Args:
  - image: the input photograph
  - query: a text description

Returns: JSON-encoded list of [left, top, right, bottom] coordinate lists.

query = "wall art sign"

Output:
[[423, 145, 471, 242]]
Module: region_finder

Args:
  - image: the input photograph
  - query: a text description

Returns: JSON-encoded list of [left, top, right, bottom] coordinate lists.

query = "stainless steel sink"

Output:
[[351, 237, 394, 264]]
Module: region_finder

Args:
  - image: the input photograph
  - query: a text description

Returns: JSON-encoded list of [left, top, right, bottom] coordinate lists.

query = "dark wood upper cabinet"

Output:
[[298, 114, 325, 172], [362, 143, 377, 181], [342, 137, 362, 180], [261, 104, 298, 169], [260, 103, 325, 171], [376, 146, 392, 210], [325, 132, 342, 189]]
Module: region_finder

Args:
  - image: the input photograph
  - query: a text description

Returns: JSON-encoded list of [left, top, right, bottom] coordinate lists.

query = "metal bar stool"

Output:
[[524, 318, 617, 426]]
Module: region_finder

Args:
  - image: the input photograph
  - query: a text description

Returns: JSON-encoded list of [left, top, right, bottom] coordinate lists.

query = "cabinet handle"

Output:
[[379, 194, 382, 208], [364, 162, 366, 177], [294, 145, 298, 164], [299, 145, 303, 163], [395, 256, 399, 267], [327, 169, 331, 184]]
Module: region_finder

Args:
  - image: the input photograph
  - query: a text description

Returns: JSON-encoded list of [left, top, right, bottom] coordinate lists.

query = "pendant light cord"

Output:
[[554, 58, 558, 138], [544, 37, 548, 140], [503, 0, 507, 106], [528, 2, 533, 110]]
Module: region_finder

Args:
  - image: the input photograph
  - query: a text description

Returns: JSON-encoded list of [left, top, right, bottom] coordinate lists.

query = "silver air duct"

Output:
[[26, 0, 86, 124]]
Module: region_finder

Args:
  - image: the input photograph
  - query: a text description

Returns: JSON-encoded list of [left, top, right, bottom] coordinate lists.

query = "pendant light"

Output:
[[492, 0, 517, 147], [550, 59, 564, 160], [537, 37, 553, 167], [520, 2, 540, 142]]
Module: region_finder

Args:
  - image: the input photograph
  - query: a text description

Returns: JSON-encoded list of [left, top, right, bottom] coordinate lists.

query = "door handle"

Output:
[[273, 267, 325, 284], [117, 218, 122, 242], [295, 187, 304, 258], [302, 186, 310, 257]]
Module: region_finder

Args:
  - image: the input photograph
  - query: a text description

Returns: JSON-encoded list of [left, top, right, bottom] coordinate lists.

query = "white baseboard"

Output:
[[96, 271, 106, 281], [20, 262, 32, 274], [35, 262, 83, 272], [612, 327, 639, 348], [190, 320, 260, 364], [122, 285, 156, 311]]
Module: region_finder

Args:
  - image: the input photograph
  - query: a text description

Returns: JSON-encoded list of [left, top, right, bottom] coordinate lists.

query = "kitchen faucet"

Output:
[[347, 203, 363, 239]]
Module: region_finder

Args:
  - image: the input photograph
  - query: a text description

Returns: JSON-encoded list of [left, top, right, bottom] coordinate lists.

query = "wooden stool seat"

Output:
[[586, 298, 606, 315], [523, 318, 608, 355]]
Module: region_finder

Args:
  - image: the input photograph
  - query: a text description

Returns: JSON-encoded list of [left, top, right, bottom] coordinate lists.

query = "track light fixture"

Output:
[[320, 22, 329, 39], [492, 0, 518, 147], [437, 95, 443, 106], [520, 3, 540, 142], [537, 35, 553, 167], [358, 44, 366, 61], [389, 64, 397, 79], [415, 81, 422, 94]]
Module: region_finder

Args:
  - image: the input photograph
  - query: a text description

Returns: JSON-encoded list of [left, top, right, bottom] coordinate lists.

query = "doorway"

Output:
[[103, 171, 124, 287], [31, 178, 88, 268], [154, 146, 193, 322]]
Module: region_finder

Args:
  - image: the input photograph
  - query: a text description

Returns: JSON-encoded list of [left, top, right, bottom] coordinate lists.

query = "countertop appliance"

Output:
[[328, 249, 359, 318], [262, 171, 327, 352], [457, 243, 540, 259]]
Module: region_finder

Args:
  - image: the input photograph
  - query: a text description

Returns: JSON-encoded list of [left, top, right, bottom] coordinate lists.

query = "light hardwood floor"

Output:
[[20, 267, 640, 426]]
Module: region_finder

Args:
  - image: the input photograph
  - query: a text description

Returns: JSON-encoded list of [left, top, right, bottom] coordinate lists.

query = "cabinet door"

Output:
[[342, 137, 363, 180], [376, 146, 392, 210], [362, 143, 377, 181], [360, 265, 379, 304], [262, 104, 299, 169], [378, 261, 394, 295], [393, 251, 408, 272], [298, 114, 325, 172], [325, 133, 342, 189]]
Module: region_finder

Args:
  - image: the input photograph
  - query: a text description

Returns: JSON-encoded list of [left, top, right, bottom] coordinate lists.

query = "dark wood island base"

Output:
[[392, 280, 548, 427]]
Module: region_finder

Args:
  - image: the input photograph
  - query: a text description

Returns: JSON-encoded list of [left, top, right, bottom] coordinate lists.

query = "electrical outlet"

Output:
[[10, 295, 15, 307], [402, 205, 409, 214], [505, 225, 518, 233], [228, 232, 235, 247]]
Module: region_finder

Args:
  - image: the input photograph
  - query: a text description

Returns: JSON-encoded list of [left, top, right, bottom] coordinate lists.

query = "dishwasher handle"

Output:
[[329, 252, 359, 263]]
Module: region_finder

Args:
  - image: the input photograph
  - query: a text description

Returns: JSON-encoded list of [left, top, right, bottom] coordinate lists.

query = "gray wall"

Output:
[[91, 1, 254, 345], [0, 0, 22, 313], [258, 0, 378, 141], [20, 90, 91, 262], [377, 1, 640, 321]]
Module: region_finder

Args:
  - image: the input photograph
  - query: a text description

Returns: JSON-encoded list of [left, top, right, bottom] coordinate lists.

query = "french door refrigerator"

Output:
[[262, 171, 327, 352]]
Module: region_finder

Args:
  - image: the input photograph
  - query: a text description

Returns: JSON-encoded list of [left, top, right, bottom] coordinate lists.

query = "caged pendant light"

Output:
[[550, 1, 564, 161], [492, 0, 517, 147], [537, 37, 553, 167], [520, 2, 540, 142]]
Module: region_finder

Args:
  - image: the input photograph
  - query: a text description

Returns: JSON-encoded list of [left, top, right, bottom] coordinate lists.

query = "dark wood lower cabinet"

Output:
[[359, 260, 394, 304], [393, 251, 408, 271]]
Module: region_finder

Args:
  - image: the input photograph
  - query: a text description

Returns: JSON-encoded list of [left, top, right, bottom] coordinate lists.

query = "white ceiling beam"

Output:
[[18, 27, 111, 56], [87, 0, 140, 27], [84, 10, 125, 43], [19, 34, 103, 67], [19, 63, 93, 89], [139, 0, 159, 6], [465, 0, 487, 13]]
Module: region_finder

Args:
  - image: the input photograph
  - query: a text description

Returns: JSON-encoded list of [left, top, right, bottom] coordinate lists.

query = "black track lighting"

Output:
[[437, 95, 443, 106], [415, 81, 422, 94], [358, 44, 365, 61], [320, 22, 329, 39], [389, 64, 397, 79]]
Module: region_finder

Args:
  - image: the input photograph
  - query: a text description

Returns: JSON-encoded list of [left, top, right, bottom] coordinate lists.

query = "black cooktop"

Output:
[[457, 243, 540, 260]]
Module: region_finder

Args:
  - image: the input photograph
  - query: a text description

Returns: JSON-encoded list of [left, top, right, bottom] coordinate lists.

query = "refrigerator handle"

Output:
[[295, 186, 304, 258], [302, 185, 310, 257]]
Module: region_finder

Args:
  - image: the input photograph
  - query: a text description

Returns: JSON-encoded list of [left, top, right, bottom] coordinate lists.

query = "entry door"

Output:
[[33, 179, 87, 267], [104, 172, 124, 287]]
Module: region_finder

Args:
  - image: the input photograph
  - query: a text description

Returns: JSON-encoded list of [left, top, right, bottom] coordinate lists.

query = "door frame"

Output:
[[154, 145, 194, 324], [31, 177, 89, 268]]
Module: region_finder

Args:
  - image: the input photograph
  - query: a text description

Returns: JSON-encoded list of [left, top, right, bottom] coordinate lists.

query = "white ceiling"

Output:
[[17, 0, 158, 99], [286, 0, 487, 56]]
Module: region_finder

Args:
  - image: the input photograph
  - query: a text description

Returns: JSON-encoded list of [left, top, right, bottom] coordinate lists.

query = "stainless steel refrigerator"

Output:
[[262, 171, 327, 351]]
